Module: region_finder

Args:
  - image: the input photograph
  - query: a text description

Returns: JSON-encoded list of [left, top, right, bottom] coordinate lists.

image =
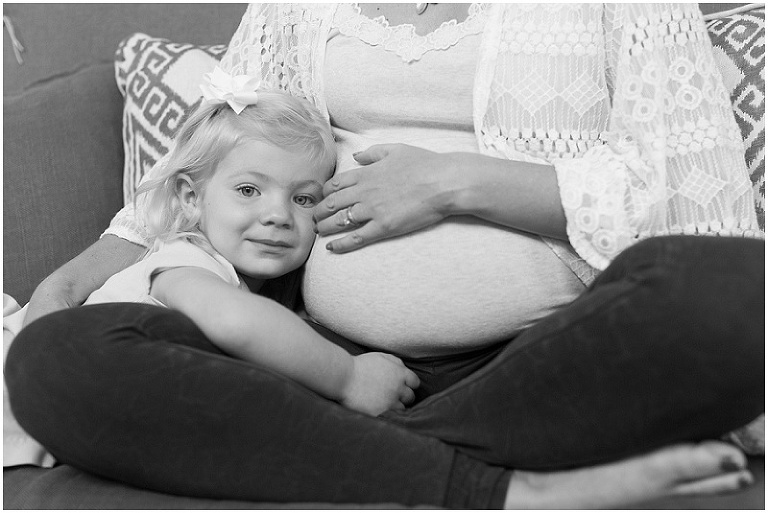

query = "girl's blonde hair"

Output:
[[137, 90, 336, 252]]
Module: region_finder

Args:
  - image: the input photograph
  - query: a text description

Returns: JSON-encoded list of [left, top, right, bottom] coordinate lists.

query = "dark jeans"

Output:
[[5, 236, 765, 508]]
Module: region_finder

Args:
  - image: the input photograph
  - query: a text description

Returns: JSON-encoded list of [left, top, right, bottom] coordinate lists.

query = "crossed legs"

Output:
[[6, 235, 763, 508]]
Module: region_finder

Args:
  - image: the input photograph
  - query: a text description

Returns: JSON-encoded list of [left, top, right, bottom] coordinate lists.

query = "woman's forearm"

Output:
[[24, 235, 145, 326], [444, 152, 568, 240]]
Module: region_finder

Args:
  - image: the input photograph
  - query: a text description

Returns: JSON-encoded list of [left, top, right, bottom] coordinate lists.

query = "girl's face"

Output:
[[196, 140, 328, 281]]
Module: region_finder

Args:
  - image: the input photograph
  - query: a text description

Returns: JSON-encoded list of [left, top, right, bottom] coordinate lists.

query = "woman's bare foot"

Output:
[[504, 441, 753, 509]]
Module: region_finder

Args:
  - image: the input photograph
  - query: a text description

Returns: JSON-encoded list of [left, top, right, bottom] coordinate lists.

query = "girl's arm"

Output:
[[23, 235, 145, 327], [151, 266, 419, 415]]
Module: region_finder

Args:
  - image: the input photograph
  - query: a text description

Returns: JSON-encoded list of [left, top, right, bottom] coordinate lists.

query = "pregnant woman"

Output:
[[7, 3, 763, 509]]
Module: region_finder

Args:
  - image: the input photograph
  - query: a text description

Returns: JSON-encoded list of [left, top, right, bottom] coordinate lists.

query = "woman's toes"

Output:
[[672, 470, 754, 496], [503, 442, 751, 509], [646, 441, 746, 484]]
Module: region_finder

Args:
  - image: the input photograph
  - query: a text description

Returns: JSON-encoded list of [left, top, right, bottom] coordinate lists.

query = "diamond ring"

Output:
[[344, 207, 359, 226]]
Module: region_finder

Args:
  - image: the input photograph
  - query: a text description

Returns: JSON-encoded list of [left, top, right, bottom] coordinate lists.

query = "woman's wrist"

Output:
[[438, 152, 514, 218], [437, 152, 476, 217], [439, 151, 567, 238]]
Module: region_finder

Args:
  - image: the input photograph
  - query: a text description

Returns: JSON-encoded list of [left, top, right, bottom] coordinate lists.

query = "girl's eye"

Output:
[[236, 185, 259, 198], [294, 195, 317, 208]]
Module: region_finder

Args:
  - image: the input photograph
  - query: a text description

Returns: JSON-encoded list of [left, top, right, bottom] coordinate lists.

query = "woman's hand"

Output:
[[314, 143, 568, 253], [314, 144, 458, 253], [341, 352, 420, 416]]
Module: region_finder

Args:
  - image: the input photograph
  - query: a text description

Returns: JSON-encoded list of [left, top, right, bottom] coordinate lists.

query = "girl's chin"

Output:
[[235, 261, 295, 280], [237, 268, 283, 279]]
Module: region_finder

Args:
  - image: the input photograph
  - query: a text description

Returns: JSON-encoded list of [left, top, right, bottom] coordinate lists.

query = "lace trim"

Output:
[[333, 3, 487, 63], [664, 117, 743, 157], [481, 127, 607, 160], [568, 219, 764, 271], [555, 141, 763, 270], [626, 7, 706, 56], [499, 9, 605, 56]]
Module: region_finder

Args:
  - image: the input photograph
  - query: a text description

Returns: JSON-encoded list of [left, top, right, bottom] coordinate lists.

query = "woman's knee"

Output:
[[4, 306, 107, 451], [5, 305, 118, 392], [604, 236, 763, 308], [5, 304, 214, 430], [596, 236, 764, 380], [8, 303, 174, 374]]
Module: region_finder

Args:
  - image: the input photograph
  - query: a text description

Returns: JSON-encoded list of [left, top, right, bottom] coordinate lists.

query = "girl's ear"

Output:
[[176, 174, 199, 218]]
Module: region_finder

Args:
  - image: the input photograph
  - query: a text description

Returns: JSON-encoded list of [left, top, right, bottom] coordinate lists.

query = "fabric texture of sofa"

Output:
[[3, 3, 765, 509]]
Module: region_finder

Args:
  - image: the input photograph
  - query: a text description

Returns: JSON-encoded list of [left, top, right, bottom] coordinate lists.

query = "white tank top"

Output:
[[303, 6, 585, 357]]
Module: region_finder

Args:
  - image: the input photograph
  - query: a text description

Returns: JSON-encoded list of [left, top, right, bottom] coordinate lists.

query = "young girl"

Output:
[[9, 68, 420, 419]]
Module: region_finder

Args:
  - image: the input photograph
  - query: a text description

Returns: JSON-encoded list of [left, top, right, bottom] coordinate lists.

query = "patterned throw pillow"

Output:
[[115, 33, 228, 205], [706, 7, 765, 230]]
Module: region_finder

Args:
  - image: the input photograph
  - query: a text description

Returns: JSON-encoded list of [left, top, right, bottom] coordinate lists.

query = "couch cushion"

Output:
[[2, 64, 125, 303], [3, 4, 245, 96], [115, 33, 228, 205], [705, 6, 765, 229], [2, 465, 412, 510]]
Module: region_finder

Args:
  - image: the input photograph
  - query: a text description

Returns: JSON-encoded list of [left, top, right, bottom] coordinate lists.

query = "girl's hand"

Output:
[[314, 144, 457, 253], [341, 352, 420, 416]]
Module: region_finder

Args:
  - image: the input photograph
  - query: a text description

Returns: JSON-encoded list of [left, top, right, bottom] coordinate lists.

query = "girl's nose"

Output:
[[260, 197, 293, 228]]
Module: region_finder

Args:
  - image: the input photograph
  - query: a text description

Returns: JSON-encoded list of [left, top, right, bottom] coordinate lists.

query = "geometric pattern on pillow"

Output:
[[706, 8, 765, 230], [115, 33, 228, 205]]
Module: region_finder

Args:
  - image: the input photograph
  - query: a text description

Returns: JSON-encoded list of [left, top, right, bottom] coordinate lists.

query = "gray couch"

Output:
[[3, 3, 764, 509]]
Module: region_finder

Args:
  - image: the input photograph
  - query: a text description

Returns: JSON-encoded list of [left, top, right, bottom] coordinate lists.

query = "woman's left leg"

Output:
[[385, 235, 765, 469], [5, 303, 511, 508]]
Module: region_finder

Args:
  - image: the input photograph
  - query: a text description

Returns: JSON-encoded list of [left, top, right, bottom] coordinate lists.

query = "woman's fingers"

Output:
[[314, 188, 359, 225], [315, 203, 369, 236], [322, 169, 359, 198], [316, 144, 447, 249], [352, 144, 394, 166], [324, 222, 383, 253]]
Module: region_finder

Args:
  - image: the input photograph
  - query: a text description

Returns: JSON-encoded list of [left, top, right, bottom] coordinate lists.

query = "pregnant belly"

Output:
[[302, 217, 585, 358]]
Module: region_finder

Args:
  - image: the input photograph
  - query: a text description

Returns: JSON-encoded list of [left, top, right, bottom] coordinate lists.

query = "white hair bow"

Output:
[[199, 66, 261, 115]]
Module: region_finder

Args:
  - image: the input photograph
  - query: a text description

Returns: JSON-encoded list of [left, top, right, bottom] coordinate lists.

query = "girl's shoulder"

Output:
[[146, 240, 241, 288]]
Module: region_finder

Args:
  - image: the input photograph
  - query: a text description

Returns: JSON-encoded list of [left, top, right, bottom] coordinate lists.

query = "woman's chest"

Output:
[[318, 4, 611, 135], [323, 34, 478, 133], [322, 3, 484, 133]]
